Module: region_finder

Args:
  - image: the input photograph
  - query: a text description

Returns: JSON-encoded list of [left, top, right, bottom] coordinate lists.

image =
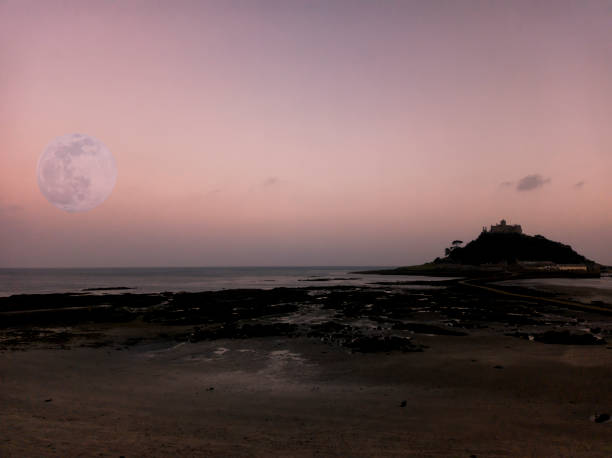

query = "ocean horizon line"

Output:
[[0, 265, 395, 270]]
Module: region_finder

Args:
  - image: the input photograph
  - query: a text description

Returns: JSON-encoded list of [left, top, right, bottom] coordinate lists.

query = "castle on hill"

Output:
[[483, 219, 522, 234]]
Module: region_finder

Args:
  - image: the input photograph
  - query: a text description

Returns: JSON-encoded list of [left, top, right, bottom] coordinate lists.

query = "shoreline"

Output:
[[3, 280, 612, 456], [2, 280, 612, 349], [357, 265, 603, 279]]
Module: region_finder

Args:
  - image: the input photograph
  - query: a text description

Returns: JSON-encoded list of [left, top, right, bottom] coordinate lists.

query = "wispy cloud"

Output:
[[262, 177, 280, 187], [516, 174, 550, 192], [499, 181, 514, 188], [573, 180, 585, 189]]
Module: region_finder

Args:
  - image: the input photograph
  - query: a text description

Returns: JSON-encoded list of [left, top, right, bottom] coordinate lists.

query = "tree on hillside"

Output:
[[445, 240, 464, 257]]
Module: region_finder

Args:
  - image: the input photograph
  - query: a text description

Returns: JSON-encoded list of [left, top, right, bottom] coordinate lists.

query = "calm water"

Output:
[[0, 267, 454, 296]]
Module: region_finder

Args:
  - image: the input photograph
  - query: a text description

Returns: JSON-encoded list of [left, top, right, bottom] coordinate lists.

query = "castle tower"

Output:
[[490, 219, 522, 234]]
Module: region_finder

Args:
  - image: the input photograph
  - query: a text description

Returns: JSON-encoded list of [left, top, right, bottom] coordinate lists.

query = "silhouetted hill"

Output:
[[359, 230, 599, 277], [438, 232, 591, 265]]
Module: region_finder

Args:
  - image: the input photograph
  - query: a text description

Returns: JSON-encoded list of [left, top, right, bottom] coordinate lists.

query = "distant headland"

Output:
[[363, 220, 603, 278]]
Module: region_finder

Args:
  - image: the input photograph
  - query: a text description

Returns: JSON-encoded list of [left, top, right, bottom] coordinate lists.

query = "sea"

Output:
[[0, 266, 453, 297], [3, 267, 610, 300]]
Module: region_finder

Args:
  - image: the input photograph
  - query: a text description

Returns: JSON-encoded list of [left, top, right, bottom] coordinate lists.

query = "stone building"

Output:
[[488, 219, 522, 234]]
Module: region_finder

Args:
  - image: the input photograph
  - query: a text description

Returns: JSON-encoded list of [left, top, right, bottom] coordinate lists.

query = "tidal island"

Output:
[[362, 219, 603, 278]]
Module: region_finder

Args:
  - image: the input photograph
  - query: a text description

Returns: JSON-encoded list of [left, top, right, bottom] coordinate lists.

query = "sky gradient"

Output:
[[2, 0, 612, 267]]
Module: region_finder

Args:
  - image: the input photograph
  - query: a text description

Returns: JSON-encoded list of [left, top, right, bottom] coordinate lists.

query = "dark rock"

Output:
[[508, 330, 605, 345], [535, 330, 605, 345], [399, 400, 407, 407], [593, 413, 610, 423], [188, 322, 299, 341], [392, 322, 467, 336], [122, 337, 143, 346], [307, 322, 354, 341], [236, 323, 298, 338], [346, 335, 421, 353]]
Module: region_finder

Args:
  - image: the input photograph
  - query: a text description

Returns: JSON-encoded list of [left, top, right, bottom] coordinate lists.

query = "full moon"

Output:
[[37, 133, 117, 213]]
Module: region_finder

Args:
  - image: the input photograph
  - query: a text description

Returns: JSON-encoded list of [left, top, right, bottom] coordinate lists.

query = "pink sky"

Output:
[[1, 0, 611, 267]]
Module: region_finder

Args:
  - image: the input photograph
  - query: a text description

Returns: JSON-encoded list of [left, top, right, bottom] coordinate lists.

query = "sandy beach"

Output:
[[3, 281, 612, 457]]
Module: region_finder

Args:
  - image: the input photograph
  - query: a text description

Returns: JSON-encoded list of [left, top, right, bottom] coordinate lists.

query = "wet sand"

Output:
[[4, 334, 612, 457], [497, 277, 612, 306], [2, 282, 612, 456]]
